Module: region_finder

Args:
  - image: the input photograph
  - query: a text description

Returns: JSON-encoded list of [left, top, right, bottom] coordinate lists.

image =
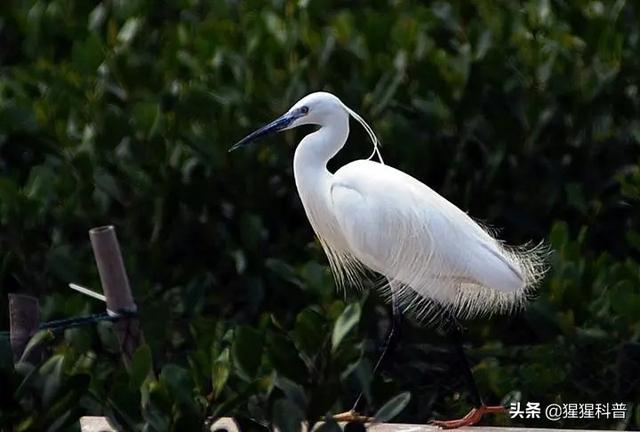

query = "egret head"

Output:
[[286, 92, 349, 127], [229, 92, 349, 152]]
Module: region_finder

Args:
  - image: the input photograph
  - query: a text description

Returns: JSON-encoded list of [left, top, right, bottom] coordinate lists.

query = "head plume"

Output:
[[340, 102, 384, 164]]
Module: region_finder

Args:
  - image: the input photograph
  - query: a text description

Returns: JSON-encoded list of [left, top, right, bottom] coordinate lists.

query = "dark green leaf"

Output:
[[331, 303, 361, 352], [19, 330, 54, 364], [130, 344, 153, 389], [373, 391, 411, 422], [272, 398, 305, 432], [293, 307, 327, 357], [267, 332, 307, 383], [232, 326, 263, 381], [274, 376, 307, 411], [160, 364, 195, 409], [212, 348, 230, 398]]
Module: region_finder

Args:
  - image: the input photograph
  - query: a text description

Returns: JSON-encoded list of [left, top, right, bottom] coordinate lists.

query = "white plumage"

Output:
[[234, 92, 547, 323]]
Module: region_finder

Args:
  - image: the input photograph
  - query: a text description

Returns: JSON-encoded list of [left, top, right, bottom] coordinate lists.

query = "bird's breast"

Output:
[[294, 174, 351, 254]]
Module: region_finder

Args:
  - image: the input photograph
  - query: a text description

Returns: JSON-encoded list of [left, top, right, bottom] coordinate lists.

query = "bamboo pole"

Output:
[[8, 293, 41, 362], [89, 225, 142, 369]]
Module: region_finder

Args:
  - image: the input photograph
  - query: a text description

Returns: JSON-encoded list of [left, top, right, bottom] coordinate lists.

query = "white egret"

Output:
[[231, 92, 547, 428]]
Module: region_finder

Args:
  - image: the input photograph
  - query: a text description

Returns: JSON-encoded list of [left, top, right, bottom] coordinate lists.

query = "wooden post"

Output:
[[8, 293, 41, 363], [89, 225, 142, 369]]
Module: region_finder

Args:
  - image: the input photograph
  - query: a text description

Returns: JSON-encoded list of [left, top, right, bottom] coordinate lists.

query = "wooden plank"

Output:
[[79, 416, 120, 432], [79, 416, 616, 432], [209, 417, 241, 432], [366, 425, 598, 432], [79, 416, 240, 432]]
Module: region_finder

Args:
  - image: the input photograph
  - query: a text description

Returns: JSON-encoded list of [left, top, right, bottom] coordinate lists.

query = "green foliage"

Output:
[[0, 0, 639, 430], [332, 302, 361, 352], [374, 392, 411, 422]]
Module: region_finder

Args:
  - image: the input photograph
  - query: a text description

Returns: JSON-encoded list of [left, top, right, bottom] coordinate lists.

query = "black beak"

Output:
[[229, 108, 307, 152]]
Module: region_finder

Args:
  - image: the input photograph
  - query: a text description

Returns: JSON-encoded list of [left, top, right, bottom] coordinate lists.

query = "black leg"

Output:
[[429, 306, 508, 428], [449, 324, 483, 408], [441, 308, 483, 408], [351, 290, 403, 412]]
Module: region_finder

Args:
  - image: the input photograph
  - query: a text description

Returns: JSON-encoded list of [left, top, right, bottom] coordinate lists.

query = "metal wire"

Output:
[[0, 309, 139, 338]]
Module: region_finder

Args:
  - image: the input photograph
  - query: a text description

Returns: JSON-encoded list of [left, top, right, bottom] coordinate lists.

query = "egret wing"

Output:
[[328, 160, 546, 320]]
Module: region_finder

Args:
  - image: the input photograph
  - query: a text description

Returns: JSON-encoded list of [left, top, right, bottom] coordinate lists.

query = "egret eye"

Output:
[[300, 106, 309, 114]]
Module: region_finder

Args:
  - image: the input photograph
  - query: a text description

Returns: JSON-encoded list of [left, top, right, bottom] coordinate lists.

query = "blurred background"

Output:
[[0, 0, 639, 430]]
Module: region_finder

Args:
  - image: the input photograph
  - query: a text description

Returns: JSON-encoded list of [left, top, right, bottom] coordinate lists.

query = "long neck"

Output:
[[293, 114, 349, 186], [292, 112, 350, 250]]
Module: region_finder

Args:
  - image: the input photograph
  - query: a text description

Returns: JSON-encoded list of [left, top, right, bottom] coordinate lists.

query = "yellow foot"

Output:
[[332, 410, 374, 423], [430, 405, 507, 429]]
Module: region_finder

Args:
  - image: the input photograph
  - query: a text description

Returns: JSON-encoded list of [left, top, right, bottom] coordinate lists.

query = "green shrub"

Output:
[[0, 0, 638, 430]]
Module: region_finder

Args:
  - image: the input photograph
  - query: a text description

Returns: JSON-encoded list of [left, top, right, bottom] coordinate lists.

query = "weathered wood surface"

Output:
[[209, 417, 241, 432], [79, 416, 121, 432], [364, 426, 605, 432], [79, 416, 240, 432], [79, 416, 616, 432]]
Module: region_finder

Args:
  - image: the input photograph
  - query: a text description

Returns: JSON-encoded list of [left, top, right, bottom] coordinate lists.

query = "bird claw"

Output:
[[430, 405, 507, 429], [332, 410, 373, 423]]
